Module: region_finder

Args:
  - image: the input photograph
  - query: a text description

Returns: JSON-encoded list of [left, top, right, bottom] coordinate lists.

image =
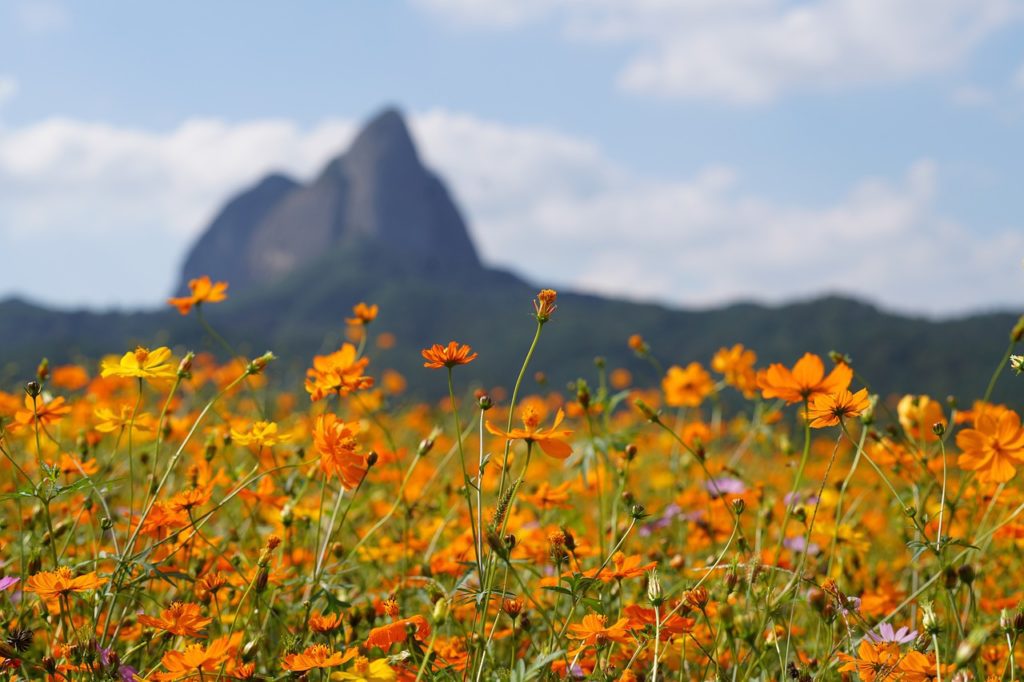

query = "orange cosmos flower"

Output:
[[101, 346, 177, 383], [622, 605, 694, 638], [12, 393, 71, 431], [167, 275, 228, 315], [486, 405, 573, 459], [309, 612, 344, 633], [154, 636, 233, 680], [346, 302, 379, 326], [169, 485, 213, 514], [662, 362, 714, 407], [25, 567, 106, 601], [567, 613, 632, 648], [898, 651, 950, 682], [138, 601, 212, 638], [421, 341, 478, 369], [898, 394, 947, 443], [305, 343, 374, 401], [365, 615, 431, 651], [711, 344, 758, 396], [50, 364, 90, 390], [757, 352, 852, 404], [282, 644, 355, 672], [807, 388, 871, 428], [584, 552, 657, 582], [313, 414, 368, 489], [956, 409, 1024, 484], [836, 640, 900, 682], [521, 481, 573, 509], [54, 452, 100, 477], [94, 404, 155, 435]]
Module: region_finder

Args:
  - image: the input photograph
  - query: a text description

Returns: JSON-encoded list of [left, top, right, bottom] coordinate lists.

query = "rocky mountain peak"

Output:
[[175, 107, 483, 296]]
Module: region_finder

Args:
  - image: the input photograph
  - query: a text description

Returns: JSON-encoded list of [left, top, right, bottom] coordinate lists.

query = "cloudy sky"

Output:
[[2, 0, 1024, 315]]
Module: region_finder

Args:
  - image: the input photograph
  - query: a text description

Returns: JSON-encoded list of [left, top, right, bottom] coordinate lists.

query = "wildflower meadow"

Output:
[[3, 278, 1024, 681]]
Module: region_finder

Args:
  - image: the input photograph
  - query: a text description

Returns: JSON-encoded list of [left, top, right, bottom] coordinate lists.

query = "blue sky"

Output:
[[2, 0, 1024, 314]]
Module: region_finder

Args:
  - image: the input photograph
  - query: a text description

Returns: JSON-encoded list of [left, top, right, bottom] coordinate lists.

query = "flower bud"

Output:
[[502, 597, 524, 618], [1011, 355, 1024, 375], [433, 598, 450, 623], [178, 351, 195, 377], [828, 351, 852, 366], [954, 628, 988, 668], [247, 351, 276, 375], [24, 381, 40, 398], [576, 380, 590, 409], [254, 565, 269, 593], [684, 586, 709, 610], [647, 569, 664, 606], [1011, 314, 1024, 342], [957, 564, 975, 586], [634, 399, 660, 423], [921, 601, 941, 635]]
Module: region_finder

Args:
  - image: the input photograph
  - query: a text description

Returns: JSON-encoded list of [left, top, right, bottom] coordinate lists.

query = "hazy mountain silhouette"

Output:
[[1, 106, 1020, 402]]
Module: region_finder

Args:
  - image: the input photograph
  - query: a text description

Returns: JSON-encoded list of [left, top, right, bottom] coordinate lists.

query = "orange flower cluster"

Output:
[[305, 343, 375, 400]]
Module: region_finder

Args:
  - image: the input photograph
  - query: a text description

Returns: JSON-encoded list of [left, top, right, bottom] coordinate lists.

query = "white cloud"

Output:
[[0, 110, 1021, 313], [415, 0, 1024, 103], [413, 0, 556, 28]]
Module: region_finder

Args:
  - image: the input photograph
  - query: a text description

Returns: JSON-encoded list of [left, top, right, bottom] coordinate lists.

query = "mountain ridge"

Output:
[[2, 106, 1021, 402]]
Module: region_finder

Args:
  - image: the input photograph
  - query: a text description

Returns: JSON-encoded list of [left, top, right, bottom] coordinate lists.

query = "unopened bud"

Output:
[[254, 565, 269, 593], [247, 351, 276, 375], [576, 380, 590, 409], [957, 564, 975, 585], [684, 586, 709, 610], [954, 628, 988, 667], [24, 381, 41, 398], [178, 351, 195, 377], [634, 399, 660, 423], [647, 569, 664, 605], [1011, 355, 1024, 375], [1011, 315, 1024, 342], [433, 598, 450, 623], [922, 602, 941, 635]]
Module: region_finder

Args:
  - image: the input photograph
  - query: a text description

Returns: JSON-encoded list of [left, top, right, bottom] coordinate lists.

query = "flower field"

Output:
[[3, 280, 1024, 681]]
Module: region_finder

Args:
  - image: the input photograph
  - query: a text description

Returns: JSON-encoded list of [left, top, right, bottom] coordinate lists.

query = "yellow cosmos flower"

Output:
[[231, 420, 290, 448], [101, 346, 177, 384]]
